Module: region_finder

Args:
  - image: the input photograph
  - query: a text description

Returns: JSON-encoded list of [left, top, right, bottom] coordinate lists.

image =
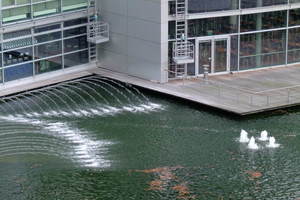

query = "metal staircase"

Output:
[[172, 0, 194, 77]]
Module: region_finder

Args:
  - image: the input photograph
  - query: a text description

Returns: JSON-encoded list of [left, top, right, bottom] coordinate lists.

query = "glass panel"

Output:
[[214, 39, 228, 73], [64, 50, 89, 68], [0, 69, 3, 84], [291, 0, 300, 3], [34, 32, 62, 44], [3, 47, 33, 67], [240, 11, 287, 32], [64, 26, 87, 38], [3, 38, 32, 51], [33, 0, 60, 18], [188, 0, 239, 13], [241, 0, 287, 9], [34, 24, 61, 33], [2, 6, 31, 23], [34, 41, 62, 59], [240, 30, 286, 70], [2, 0, 30, 7], [289, 9, 300, 27], [188, 16, 238, 37], [62, 0, 87, 12], [64, 18, 88, 27], [4, 63, 33, 82], [35, 56, 62, 74], [198, 41, 212, 74], [64, 36, 88, 53], [231, 35, 238, 71], [3, 29, 31, 40], [288, 28, 300, 64]]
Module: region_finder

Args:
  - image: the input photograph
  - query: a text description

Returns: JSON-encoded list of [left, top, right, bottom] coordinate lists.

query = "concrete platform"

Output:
[[0, 65, 94, 98], [90, 65, 300, 115]]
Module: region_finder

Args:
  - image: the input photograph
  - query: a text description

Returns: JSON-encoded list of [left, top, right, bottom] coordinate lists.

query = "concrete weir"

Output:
[[90, 65, 300, 116]]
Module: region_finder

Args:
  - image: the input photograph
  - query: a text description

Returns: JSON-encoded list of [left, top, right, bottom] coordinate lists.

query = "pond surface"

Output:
[[0, 76, 299, 200]]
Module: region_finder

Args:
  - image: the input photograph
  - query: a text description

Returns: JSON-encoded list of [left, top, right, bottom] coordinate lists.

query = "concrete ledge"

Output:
[[90, 65, 300, 116], [0, 64, 95, 98]]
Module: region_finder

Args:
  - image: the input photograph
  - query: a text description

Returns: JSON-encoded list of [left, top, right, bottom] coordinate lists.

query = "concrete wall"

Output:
[[97, 0, 168, 83]]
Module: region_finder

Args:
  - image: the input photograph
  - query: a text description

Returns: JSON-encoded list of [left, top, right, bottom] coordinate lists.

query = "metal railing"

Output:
[[88, 21, 109, 42], [173, 41, 194, 63], [198, 79, 300, 108]]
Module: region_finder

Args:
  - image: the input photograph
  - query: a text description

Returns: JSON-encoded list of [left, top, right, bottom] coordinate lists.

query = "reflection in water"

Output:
[[135, 166, 196, 199]]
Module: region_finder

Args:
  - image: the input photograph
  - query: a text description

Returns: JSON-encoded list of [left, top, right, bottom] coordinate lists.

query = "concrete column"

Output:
[[161, 0, 169, 83]]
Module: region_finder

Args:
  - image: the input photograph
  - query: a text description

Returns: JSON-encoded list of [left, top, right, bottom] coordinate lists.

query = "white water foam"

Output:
[[31, 102, 165, 118], [0, 115, 113, 168]]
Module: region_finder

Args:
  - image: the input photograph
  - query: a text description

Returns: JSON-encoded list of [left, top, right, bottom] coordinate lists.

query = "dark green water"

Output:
[[0, 76, 299, 200]]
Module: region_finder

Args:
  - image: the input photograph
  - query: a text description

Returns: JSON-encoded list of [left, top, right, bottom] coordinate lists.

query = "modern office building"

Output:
[[0, 0, 108, 84], [98, 0, 300, 83], [2, 0, 300, 86]]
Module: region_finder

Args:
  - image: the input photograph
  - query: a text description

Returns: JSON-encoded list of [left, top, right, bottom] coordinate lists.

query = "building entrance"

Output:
[[197, 36, 230, 75]]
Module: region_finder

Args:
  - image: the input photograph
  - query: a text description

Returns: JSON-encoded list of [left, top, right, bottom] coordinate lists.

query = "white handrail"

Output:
[[88, 21, 109, 40]]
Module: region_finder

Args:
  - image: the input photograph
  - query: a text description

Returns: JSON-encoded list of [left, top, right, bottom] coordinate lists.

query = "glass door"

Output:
[[198, 37, 230, 75], [214, 39, 228, 73], [198, 41, 212, 74]]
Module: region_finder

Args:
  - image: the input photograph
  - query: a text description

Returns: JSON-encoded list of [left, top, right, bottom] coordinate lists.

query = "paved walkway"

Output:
[[91, 65, 300, 115]]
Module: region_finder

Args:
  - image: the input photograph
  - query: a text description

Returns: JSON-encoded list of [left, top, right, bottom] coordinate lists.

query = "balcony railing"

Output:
[[173, 41, 195, 64], [87, 21, 109, 44]]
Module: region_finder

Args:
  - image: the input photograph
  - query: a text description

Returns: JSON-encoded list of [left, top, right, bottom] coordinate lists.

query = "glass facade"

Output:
[[169, 0, 300, 78], [0, 1, 92, 83], [0, 17, 90, 82], [0, 0, 87, 24]]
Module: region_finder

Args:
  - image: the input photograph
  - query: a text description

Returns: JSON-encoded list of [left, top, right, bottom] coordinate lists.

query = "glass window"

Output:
[[240, 30, 286, 70], [288, 28, 300, 64], [34, 24, 61, 33], [34, 41, 62, 59], [2, 0, 30, 7], [35, 56, 62, 74], [64, 36, 88, 53], [231, 35, 239, 72], [34, 32, 62, 44], [188, 0, 239, 13], [62, 0, 87, 12], [64, 50, 89, 68], [4, 63, 33, 82], [241, 0, 287, 9], [33, 0, 61, 18], [2, 6, 31, 23], [3, 29, 31, 40], [240, 11, 287, 32], [64, 18, 88, 27], [64, 26, 87, 38], [3, 38, 32, 51], [289, 9, 300, 27], [188, 16, 238, 37], [3, 47, 33, 67]]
